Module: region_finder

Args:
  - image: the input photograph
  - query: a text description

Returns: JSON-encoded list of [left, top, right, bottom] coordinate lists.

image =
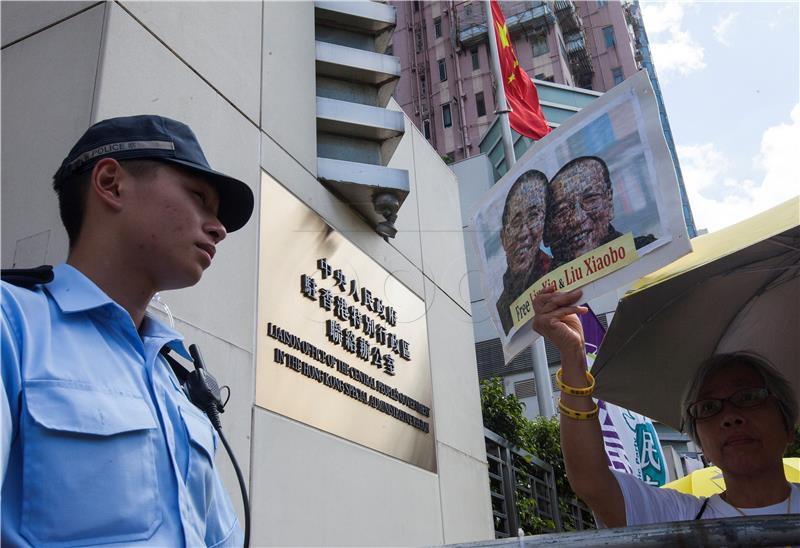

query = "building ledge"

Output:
[[314, 1, 395, 35], [317, 96, 404, 141], [318, 157, 409, 194], [317, 157, 410, 237], [315, 41, 400, 87]]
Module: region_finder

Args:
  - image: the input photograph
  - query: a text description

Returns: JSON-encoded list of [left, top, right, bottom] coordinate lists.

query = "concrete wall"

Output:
[[1, 2, 492, 545], [451, 154, 498, 345]]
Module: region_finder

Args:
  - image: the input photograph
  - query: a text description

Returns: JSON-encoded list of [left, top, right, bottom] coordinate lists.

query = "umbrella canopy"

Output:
[[662, 458, 800, 496], [592, 196, 800, 430]]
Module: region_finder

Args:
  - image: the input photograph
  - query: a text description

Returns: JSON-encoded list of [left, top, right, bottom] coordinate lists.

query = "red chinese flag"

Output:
[[489, 0, 551, 140]]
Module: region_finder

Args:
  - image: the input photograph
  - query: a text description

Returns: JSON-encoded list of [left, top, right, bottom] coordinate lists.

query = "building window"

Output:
[[612, 67, 624, 85], [597, 0, 606, 6], [532, 32, 549, 57], [442, 103, 452, 128], [471, 46, 480, 70], [514, 379, 537, 399], [420, 74, 427, 95], [423, 119, 431, 140], [465, 4, 472, 16], [475, 92, 486, 117], [413, 1, 419, 12], [434, 17, 442, 38], [438, 58, 447, 81], [415, 29, 422, 53], [603, 26, 616, 48]]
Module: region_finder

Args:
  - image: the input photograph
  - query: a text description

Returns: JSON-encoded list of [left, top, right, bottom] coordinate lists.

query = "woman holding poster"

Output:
[[533, 288, 799, 527]]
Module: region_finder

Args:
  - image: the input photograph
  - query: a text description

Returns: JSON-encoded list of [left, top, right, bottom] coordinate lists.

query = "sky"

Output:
[[639, 0, 799, 233]]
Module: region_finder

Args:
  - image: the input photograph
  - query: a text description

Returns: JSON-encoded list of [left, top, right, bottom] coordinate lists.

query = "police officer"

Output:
[[1, 115, 253, 546]]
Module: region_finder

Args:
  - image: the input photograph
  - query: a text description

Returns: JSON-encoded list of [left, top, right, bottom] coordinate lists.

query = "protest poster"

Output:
[[468, 70, 691, 361]]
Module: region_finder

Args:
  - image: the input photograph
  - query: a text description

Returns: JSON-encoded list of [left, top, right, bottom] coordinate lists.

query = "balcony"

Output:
[[457, 1, 555, 47], [564, 31, 593, 86], [553, 0, 582, 35]]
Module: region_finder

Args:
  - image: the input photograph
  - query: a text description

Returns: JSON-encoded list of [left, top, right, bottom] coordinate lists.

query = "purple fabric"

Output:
[[578, 304, 606, 355], [579, 306, 635, 475]]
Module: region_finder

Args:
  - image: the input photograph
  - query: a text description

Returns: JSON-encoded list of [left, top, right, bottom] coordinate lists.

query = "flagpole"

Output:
[[486, 0, 555, 418], [484, 0, 516, 172]]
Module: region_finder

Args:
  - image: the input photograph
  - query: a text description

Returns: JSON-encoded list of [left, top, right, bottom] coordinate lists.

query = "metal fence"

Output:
[[485, 429, 588, 538], [564, 497, 595, 532]]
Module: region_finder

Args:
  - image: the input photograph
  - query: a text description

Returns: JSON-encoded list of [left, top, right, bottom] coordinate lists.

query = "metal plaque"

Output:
[[256, 173, 436, 472]]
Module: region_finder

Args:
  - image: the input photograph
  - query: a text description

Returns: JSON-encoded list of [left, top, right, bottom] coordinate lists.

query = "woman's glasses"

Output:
[[687, 387, 771, 420]]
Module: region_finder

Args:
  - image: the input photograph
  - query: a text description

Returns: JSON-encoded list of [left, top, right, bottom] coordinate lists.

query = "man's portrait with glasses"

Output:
[[543, 156, 655, 269], [495, 169, 552, 334]]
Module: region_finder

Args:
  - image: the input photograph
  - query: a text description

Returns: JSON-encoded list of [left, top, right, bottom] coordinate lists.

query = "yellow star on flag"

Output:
[[507, 73, 515, 84], [513, 59, 519, 68], [497, 21, 510, 48]]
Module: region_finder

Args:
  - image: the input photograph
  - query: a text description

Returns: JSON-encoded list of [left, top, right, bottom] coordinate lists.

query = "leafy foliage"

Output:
[[516, 496, 553, 534], [525, 416, 569, 498], [480, 377, 527, 447]]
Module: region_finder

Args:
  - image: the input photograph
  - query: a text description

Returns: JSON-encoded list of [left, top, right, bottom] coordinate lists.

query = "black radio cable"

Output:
[[185, 344, 251, 548]]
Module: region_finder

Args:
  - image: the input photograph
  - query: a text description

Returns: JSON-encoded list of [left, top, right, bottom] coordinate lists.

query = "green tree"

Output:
[[525, 416, 572, 502], [480, 377, 527, 448]]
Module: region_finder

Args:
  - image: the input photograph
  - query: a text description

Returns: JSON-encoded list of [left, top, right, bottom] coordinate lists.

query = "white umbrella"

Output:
[[592, 197, 800, 430]]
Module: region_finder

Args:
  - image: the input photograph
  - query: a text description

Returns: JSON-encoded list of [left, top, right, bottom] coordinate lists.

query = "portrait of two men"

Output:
[[496, 156, 656, 334], [470, 73, 692, 354]]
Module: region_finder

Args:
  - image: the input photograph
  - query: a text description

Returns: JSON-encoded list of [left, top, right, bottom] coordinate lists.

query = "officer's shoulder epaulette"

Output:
[[1, 265, 54, 289]]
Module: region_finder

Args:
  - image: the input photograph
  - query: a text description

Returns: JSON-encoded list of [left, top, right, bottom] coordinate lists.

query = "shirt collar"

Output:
[[47, 263, 116, 313], [140, 313, 192, 360], [48, 263, 191, 360]]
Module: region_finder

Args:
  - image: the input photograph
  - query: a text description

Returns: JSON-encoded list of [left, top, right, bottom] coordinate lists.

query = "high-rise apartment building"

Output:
[[391, 0, 640, 162]]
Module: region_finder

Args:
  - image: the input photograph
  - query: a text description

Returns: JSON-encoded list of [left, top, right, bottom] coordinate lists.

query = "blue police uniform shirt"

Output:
[[1, 263, 242, 547]]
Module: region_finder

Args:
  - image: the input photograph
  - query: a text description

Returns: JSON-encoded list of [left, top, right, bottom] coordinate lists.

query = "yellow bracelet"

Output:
[[558, 398, 599, 420], [555, 368, 595, 396]]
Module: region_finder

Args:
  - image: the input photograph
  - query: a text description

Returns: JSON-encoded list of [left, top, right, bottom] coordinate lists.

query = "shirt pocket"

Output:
[[21, 381, 162, 547], [179, 405, 218, 516]]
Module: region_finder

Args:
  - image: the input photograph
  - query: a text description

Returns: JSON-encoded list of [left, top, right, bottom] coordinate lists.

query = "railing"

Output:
[[562, 30, 593, 85], [563, 32, 586, 55], [444, 515, 800, 547], [553, 0, 581, 34], [564, 497, 594, 531], [485, 429, 582, 538]]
